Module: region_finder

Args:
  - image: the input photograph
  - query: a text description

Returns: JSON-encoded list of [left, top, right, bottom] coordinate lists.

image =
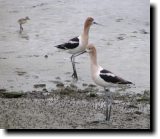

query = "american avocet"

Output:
[[86, 44, 132, 121], [54, 17, 102, 80], [18, 16, 30, 32]]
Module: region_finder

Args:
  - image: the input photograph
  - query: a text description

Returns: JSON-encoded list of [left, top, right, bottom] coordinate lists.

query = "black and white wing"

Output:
[[55, 36, 79, 50], [99, 69, 132, 84]]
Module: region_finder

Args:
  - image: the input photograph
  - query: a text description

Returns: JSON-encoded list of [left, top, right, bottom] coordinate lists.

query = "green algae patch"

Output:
[[0, 91, 26, 98]]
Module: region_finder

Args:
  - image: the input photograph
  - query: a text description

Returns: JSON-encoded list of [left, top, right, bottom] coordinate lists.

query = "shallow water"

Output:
[[0, 0, 150, 93]]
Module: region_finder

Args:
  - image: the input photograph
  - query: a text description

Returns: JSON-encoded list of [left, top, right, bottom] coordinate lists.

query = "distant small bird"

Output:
[[86, 44, 132, 121], [18, 16, 30, 32], [54, 17, 102, 80]]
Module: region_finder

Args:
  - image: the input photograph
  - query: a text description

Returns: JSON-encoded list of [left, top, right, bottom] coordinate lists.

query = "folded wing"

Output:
[[99, 69, 132, 84], [55, 37, 79, 50]]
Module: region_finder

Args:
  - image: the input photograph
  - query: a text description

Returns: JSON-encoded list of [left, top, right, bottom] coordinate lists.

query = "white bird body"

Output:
[[66, 36, 88, 55], [91, 65, 110, 87]]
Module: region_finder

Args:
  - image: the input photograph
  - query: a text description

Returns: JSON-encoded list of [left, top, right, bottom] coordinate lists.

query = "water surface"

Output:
[[0, 0, 150, 93]]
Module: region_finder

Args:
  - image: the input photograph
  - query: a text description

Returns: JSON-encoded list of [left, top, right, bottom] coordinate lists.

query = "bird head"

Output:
[[86, 43, 96, 54], [25, 16, 30, 20]]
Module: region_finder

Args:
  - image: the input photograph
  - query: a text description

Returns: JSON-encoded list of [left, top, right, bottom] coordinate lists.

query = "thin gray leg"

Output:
[[70, 51, 86, 81], [20, 24, 23, 31], [71, 55, 78, 80], [104, 88, 113, 121], [19, 24, 23, 33]]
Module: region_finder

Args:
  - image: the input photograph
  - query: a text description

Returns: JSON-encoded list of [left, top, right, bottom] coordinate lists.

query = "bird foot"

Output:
[[72, 72, 78, 81]]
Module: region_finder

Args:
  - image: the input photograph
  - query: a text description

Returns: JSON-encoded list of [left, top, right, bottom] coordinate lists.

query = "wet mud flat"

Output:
[[0, 85, 150, 129]]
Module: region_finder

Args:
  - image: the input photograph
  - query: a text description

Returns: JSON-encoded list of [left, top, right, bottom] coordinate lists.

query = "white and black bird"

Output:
[[54, 17, 102, 80], [86, 44, 132, 121]]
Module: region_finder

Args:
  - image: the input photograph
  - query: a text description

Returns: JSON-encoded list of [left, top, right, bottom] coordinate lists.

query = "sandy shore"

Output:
[[0, 85, 150, 129]]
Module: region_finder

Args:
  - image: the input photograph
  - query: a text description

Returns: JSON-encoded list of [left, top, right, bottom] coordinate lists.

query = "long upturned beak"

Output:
[[82, 50, 87, 54], [93, 21, 104, 26]]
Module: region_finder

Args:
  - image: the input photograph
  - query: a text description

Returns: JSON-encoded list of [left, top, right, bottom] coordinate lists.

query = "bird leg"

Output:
[[71, 55, 78, 80], [70, 51, 86, 80], [104, 88, 113, 121], [19, 24, 23, 33]]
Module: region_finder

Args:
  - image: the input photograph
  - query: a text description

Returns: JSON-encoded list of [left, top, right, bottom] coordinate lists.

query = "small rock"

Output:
[[88, 84, 96, 88], [126, 104, 138, 109], [0, 89, 7, 92], [42, 88, 48, 92], [44, 55, 48, 58], [139, 29, 149, 34], [82, 83, 88, 87], [88, 92, 97, 97], [56, 77, 61, 80], [0, 57, 7, 59], [56, 82, 64, 87], [126, 117, 132, 121], [16, 71, 27, 76], [34, 84, 46, 88], [70, 83, 77, 89], [117, 36, 125, 40], [134, 111, 142, 115], [115, 18, 124, 22]]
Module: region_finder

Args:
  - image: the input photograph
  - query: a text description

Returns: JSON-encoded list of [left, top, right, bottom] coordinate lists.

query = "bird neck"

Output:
[[89, 51, 98, 68], [83, 22, 91, 37]]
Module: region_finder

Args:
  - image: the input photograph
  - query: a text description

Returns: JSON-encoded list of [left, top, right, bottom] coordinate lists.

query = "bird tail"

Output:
[[119, 80, 133, 84], [125, 81, 133, 84], [54, 44, 66, 50]]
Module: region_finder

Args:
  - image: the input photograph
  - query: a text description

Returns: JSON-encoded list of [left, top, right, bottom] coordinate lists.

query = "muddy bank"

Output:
[[0, 85, 150, 129]]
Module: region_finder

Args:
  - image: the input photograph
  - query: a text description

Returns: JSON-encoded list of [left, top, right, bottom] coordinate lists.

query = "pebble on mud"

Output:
[[88, 84, 97, 88], [139, 29, 149, 34], [69, 83, 77, 89], [82, 83, 88, 87], [117, 36, 125, 40], [56, 82, 64, 87], [88, 92, 97, 97], [126, 104, 138, 109], [33, 84, 46, 88], [0, 89, 7, 92], [0, 57, 7, 59], [134, 111, 142, 115], [44, 55, 48, 58], [42, 88, 48, 92], [55, 77, 61, 80], [16, 71, 27, 76], [115, 18, 124, 22]]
